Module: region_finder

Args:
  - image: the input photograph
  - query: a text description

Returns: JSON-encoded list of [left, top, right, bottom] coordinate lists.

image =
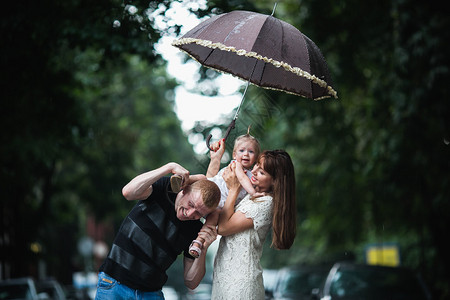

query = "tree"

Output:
[[245, 0, 449, 297], [2, 0, 448, 297], [0, 0, 208, 281]]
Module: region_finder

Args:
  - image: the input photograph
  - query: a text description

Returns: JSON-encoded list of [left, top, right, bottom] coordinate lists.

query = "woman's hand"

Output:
[[209, 139, 225, 159], [206, 139, 225, 178], [223, 162, 241, 191], [218, 162, 253, 237]]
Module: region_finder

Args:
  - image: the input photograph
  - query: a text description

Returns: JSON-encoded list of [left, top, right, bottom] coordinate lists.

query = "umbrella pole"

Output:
[[206, 55, 256, 151], [233, 80, 250, 120], [205, 80, 250, 151]]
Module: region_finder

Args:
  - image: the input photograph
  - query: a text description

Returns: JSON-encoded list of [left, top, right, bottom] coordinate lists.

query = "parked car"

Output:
[[37, 278, 67, 300], [0, 277, 49, 300], [272, 265, 331, 300], [185, 283, 211, 300], [161, 286, 179, 300], [263, 269, 279, 299], [313, 262, 432, 300]]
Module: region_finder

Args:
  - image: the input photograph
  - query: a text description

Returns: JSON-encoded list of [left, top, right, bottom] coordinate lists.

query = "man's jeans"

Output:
[[95, 272, 164, 300]]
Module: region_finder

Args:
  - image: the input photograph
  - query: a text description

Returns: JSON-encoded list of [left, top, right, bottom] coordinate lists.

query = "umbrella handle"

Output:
[[206, 119, 236, 151]]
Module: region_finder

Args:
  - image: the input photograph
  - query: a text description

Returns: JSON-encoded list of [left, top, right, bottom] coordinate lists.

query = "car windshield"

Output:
[[278, 268, 328, 296], [0, 284, 33, 299], [329, 266, 428, 299]]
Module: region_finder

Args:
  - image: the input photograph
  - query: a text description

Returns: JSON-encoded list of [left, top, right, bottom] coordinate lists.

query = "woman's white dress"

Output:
[[211, 195, 273, 300]]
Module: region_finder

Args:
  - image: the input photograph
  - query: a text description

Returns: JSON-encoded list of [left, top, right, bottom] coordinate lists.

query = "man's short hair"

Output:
[[190, 180, 220, 209]]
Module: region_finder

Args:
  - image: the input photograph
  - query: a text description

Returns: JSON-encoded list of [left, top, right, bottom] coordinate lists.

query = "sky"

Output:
[[152, 1, 245, 153]]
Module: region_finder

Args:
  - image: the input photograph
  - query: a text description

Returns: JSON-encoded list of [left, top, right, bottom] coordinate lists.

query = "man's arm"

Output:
[[183, 224, 217, 289], [122, 162, 189, 201]]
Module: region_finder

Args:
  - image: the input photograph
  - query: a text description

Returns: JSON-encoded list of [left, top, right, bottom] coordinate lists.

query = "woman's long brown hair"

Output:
[[260, 150, 296, 249]]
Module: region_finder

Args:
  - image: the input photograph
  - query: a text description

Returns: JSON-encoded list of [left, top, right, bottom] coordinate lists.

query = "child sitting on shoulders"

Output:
[[171, 130, 260, 258]]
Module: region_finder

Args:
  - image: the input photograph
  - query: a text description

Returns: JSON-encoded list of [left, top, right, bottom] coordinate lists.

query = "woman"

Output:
[[211, 149, 297, 300]]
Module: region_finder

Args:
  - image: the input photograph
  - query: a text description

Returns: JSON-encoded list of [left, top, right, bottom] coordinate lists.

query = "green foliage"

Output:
[[180, 3, 449, 297], [0, 0, 205, 281], [248, 0, 449, 297], [1, 0, 449, 297]]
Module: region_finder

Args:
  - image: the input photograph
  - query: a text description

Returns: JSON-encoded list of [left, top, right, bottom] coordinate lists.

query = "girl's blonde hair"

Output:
[[259, 150, 296, 250], [232, 126, 261, 158]]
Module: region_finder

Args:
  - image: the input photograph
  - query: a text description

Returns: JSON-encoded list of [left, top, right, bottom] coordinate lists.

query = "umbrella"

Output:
[[172, 8, 337, 149]]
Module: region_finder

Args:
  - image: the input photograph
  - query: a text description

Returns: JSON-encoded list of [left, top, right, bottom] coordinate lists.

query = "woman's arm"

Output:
[[217, 163, 253, 236], [206, 139, 225, 178]]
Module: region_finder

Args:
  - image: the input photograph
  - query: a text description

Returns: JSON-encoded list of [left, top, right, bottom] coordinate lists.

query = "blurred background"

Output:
[[1, 0, 449, 299]]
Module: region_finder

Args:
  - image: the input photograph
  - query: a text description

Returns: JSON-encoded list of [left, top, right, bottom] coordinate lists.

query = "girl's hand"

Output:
[[251, 192, 266, 199]]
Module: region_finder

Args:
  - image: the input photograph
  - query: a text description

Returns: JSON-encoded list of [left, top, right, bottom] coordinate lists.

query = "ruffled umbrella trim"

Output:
[[172, 37, 338, 100]]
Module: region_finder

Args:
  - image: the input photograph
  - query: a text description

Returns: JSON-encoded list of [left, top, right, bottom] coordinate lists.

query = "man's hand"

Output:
[[169, 162, 190, 189], [197, 224, 218, 249]]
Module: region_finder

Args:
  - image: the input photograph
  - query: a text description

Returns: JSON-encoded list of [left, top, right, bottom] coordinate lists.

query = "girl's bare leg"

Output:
[[189, 210, 220, 258]]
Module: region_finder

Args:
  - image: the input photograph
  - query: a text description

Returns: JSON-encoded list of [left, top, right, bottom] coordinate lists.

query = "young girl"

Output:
[[208, 133, 261, 207], [171, 131, 260, 258]]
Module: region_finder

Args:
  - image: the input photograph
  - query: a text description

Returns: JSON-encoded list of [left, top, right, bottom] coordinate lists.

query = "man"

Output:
[[95, 162, 220, 299]]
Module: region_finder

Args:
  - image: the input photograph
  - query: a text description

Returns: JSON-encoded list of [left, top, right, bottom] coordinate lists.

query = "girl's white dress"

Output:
[[211, 195, 273, 300], [208, 165, 253, 208]]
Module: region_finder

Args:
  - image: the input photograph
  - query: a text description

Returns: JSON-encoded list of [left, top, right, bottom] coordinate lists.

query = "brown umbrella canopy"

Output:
[[172, 10, 337, 100]]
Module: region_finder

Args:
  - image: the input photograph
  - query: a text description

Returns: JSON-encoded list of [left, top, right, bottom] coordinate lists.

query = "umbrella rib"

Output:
[[201, 48, 216, 66]]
